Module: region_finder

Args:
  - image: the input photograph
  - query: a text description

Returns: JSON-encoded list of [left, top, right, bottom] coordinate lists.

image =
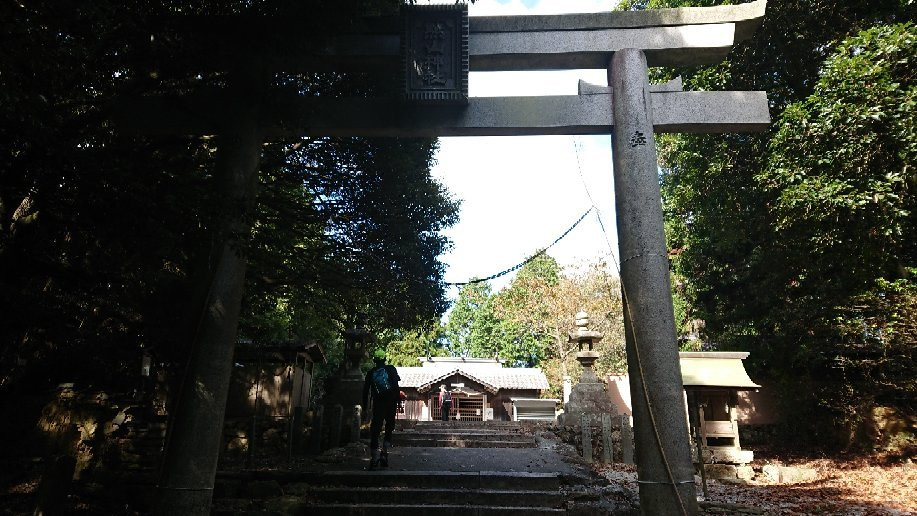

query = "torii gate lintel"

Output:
[[118, 89, 770, 138]]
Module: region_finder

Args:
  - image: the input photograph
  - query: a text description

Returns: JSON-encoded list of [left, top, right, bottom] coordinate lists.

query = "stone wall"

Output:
[[13, 384, 168, 513], [222, 416, 292, 459], [31, 385, 166, 480], [552, 415, 634, 464]]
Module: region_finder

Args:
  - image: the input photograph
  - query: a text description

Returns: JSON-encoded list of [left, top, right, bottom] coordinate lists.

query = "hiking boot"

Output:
[[368, 449, 379, 471]]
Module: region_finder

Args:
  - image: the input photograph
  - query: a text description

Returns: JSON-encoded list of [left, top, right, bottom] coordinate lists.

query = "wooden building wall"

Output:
[[489, 389, 540, 421], [400, 385, 542, 421]]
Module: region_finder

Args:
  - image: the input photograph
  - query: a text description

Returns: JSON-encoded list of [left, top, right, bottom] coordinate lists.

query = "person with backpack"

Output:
[[362, 348, 400, 470], [439, 384, 452, 421]]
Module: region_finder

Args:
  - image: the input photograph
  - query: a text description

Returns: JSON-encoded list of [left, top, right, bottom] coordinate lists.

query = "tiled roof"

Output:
[[417, 368, 499, 393], [397, 366, 550, 392]]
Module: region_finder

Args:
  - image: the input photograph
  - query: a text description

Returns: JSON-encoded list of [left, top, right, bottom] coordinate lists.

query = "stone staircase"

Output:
[[393, 420, 536, 448], [213, 469, 566, 515], [211, 421, 585, 514], [211, 421, 643, 514]]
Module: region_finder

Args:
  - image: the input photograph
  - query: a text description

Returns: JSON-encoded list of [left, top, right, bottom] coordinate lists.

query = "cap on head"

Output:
[[372, 348, 386, 362]]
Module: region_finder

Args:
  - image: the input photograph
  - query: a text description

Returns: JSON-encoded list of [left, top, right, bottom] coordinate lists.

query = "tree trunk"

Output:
[[555, 333, 569, 378]]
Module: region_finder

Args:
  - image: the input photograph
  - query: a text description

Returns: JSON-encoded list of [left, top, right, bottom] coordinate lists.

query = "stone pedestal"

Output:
[[559, 370, 619, 427], [322, 375, 364, 448], [321, 323, 375, 448]]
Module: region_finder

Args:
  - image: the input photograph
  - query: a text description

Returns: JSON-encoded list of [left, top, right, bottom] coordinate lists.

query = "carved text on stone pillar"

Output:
[[629, 130, 647, 147]]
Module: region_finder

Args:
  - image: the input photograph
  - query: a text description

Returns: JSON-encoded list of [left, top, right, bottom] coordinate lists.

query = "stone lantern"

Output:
[[559, 310, 619, 427], [342, 323, 374, 379], [572, 310, 603, 384], [320, 318, 376, 448]]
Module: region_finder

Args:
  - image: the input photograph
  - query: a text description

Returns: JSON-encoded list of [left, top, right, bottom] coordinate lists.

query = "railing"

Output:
[[432, 394, 484, 421]]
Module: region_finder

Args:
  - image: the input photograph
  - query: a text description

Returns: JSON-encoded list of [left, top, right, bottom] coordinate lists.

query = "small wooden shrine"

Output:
[[680, 351, 760, 465], [224, 339, 326, 455]]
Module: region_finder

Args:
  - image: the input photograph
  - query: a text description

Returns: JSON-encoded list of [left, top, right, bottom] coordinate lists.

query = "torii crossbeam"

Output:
[[133, 3, 770, 515]]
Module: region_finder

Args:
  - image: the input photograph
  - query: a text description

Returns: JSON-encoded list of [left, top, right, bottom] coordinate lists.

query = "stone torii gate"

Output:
[[128, 2, 770, 515]]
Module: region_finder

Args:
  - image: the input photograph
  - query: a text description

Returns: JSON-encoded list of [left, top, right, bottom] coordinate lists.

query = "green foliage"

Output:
[[442, 257, 625, 398], [637, 0, 916, 449], [240, 134, 459, 346], [764, 23, 916, 285], [670, 273, 696, 341], [377, 323, 449, 367], [444, 281, 515, 360], [512, 253, 561, 286], [492, 254, 562, 367], [755, 23, 916, 447], [0, 1, 458, 404]]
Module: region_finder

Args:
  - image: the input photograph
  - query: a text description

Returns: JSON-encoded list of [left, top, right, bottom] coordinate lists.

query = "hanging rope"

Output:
[[445, 206, 593, 286]]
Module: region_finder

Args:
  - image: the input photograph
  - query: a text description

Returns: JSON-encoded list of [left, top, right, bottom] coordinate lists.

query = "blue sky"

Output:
[[433, 0, 621, 299]]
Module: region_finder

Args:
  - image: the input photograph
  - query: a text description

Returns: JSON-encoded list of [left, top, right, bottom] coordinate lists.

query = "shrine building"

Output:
[[396, 357, 551, 422]]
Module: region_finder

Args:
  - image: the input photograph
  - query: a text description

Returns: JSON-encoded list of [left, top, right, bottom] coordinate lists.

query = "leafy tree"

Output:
[[0, 0, 217, 394], [377, 323, 450, 367], [240, 134, 459, 346], [759, 22, 916, 444], [0, 3, 458, 514], [0, 7, 460, 494], [444, 281, 505, 358], [617, 0, 915, 448], [495, 256, 625, 398], [0, 0, 458, 383], [444, 259, 560, 368], [442, 256, 625, 398], [489, 255, 560, 367]]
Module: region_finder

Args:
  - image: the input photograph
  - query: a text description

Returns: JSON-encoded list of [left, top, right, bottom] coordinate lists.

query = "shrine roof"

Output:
[[397, 364, 549, 392], [679, 351, 760, 390]]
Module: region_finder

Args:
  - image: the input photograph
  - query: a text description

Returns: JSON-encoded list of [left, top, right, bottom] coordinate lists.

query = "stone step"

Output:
[[411, 424, 524, 431], [217, 470, 561, 491], [393, 437, 535, 448], [401, 428, 524, 435], [212, 500, 565, 515], [295, 503, 565, 515], [325, 471, 561, 490], [413, 421, 523, 429], [296, 486, 565, 508], [212, 471, 567, 515], [395, 431, 531, 441]]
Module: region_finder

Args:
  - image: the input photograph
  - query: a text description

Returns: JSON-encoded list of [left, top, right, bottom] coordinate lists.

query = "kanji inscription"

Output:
[[402, 4, 468, 104], [629, 130, 648, 147]]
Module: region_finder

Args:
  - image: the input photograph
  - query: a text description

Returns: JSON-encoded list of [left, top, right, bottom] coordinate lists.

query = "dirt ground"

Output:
[[600, 454, 917, 515]]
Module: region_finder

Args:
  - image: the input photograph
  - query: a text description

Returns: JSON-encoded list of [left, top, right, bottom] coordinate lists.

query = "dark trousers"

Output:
[[370, 392, 397, 451], [441, 401, 451, 421]]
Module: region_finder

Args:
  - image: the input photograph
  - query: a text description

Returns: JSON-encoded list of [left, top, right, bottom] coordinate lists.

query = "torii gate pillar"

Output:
[[611, 49, 698, 515]]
